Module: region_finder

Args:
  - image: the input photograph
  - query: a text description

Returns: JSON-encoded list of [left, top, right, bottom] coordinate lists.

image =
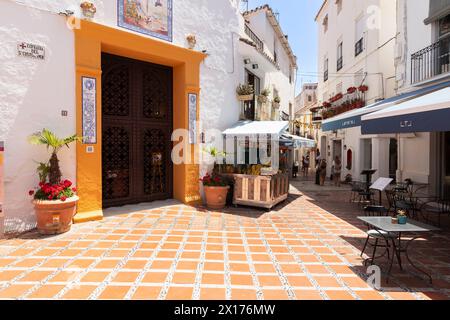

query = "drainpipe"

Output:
[[397, 133, 403, 182]]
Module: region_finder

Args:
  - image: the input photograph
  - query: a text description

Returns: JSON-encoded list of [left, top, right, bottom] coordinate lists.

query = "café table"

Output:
[[357, 216, 440, 283]]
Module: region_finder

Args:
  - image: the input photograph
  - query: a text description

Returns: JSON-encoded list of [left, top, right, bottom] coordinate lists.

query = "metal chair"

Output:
[[350, 181, 365, 203], [360, 205, 397, 265], [420, 198, 450, 227]]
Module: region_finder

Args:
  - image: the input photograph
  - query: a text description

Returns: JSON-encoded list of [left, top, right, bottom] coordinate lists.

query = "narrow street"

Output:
[[1, 177, 449, 300]]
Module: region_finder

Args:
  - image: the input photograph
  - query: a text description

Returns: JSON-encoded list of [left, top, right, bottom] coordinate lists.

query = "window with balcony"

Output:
[[355, 15, 365, 57], [337, 41, 343, 71], [324, 58, 329, 82], [244, 24, 264, 52], [411, 14, 450, 83]]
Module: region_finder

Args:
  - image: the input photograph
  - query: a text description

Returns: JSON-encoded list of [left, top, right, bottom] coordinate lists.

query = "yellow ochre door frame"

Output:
[[73, 20, 205, 223]]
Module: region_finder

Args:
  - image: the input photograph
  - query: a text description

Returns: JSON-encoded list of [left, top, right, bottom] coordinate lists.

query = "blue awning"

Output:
[[321, 80, 450, 132], [361, 86, 450, 134], [281, 133, 316, 148]]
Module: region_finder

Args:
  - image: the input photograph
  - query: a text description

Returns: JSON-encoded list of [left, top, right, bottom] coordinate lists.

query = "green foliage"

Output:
[[36, 162, 50, 183], [236, 83, 254, 96], [28, 128, 81, 154]]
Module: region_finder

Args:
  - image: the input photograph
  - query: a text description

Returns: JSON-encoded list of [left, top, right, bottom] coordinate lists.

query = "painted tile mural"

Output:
[[118, 0, 173, 42]]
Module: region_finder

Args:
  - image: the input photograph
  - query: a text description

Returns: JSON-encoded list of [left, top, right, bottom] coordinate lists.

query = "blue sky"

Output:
[[243, 0, 323, 94]]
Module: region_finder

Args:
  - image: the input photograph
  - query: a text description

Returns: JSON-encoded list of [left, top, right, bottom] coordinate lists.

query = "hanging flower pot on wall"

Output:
[[186, 34, 197, 49], [80, 1, 97, 20]]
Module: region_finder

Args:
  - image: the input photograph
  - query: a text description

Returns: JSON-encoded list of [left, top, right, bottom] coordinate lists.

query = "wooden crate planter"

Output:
[[232, 173, 289, 209]]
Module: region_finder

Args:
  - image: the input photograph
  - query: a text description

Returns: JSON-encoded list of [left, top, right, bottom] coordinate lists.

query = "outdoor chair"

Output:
[[350, 181, 365, 203], [360, 205, 397, 265], [420, 198, 450, 227]]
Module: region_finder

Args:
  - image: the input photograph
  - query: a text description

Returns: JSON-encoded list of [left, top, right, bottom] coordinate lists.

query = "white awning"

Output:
[[361, 86, 450, 134], [222, 121, 289, 138]]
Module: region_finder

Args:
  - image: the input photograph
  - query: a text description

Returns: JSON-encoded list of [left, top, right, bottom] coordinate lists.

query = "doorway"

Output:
[[389, 138, 398, 181], [444, 132, 450, 198], [332, 140, 342, 161], [361, 138, 373, 170], [101, 53, 173, 208], [244, 69, 260, 120]]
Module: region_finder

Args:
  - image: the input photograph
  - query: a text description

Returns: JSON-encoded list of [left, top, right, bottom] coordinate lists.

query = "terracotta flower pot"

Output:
[[204, 186, 230, 210], [33, 196, 79, 235]]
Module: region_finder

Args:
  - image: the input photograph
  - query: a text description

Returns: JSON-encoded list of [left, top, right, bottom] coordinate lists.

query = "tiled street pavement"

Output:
[[1, 180, 450, 300]]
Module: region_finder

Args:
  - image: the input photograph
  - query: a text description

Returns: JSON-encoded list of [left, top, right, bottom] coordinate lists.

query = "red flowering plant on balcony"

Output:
[[358, 85, 369, 93], [347, 86, 357, 94], [29, 180, 77, 202]]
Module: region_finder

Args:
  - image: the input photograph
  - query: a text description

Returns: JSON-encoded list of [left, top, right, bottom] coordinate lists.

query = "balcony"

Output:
[[337, 57, 343, 71], [355, 38, 363, 57], [411, 37, 450, 84], [244, 24, 264, 52]]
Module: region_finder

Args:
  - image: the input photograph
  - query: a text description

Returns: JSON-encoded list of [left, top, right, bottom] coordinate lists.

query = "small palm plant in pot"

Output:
[[28, 129, 81, 235], [257, 88, 271, 104], [236, 83, 254, 101]]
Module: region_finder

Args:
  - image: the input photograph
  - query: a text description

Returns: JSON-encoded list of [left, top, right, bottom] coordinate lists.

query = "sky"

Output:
[[242, 0, 324, 94]]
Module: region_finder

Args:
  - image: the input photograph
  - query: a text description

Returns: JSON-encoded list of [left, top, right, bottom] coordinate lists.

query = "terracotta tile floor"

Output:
[[1, 179, 450, 300]]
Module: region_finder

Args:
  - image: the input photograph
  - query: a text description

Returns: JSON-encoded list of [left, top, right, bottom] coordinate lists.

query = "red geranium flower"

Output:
[[60, 196, 67, 202], [29, 190, 35, 196]]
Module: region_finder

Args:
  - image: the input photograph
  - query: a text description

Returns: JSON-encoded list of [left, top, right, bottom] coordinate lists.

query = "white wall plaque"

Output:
[[17, 42, 45, 60], [188, 93, 197, 144], [82, 77, 97, 144]]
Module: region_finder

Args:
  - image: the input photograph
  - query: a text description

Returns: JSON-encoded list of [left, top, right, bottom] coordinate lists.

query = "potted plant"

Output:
[[200, 173, 230, 210], [273, 96, 281, 108], [236, 84, 254, 101], [28, 129, 81, 235], [257, 88, 271, 104], [397, 209, 408, 225], [80, 1, 97, 20]]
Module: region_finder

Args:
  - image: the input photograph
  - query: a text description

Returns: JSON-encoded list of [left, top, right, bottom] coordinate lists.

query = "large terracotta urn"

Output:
[[204, 186, 230, 210], [33, 196, 79, 235]]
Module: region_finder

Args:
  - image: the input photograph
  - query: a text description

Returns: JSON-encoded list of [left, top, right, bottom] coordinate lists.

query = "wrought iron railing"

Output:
[[244, 24, 264, 51], [411, 37, 450, 84], [355, 38, 363, 57], [337, 57, 343, 71]]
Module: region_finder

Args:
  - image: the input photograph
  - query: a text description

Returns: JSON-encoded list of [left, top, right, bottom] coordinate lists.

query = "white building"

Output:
[[0, 0, 298, 236], [315, 0, 397, 182], [364, 0, 450, 196], [239, 5, 297, 122]]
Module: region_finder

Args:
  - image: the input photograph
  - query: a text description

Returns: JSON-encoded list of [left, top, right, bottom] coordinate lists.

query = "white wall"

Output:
[[0, 0, 243, 234]]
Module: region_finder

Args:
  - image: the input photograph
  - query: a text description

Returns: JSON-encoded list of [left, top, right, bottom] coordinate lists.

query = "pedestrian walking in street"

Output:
[[319, 159, 327, 186], [333, 156, 342, 187], [303, 155, 310, 177], [292, 160, 299, 178], [315, 149, 321, 185]]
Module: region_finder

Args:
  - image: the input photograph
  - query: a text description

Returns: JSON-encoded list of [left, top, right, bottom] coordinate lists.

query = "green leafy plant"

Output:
[[28, 129, 81, 185], [273, 96, 281, 104], [36, 162, 50, 183], [260, 88, 271, 97], [236, 84, 254, 96]]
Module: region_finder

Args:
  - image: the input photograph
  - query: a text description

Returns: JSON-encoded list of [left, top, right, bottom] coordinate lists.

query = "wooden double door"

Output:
[[101, 53, 173, 208]]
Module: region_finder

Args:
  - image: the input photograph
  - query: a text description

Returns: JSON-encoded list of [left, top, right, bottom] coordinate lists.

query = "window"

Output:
[[307, 95, 312, 102], [439, 14, 450, 38], [336, 0, 342, 14], [323, 15, 328, 33], [355, 15, 365, 57], [324, 57, 329, 82], [337, 41, 343, 71]]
